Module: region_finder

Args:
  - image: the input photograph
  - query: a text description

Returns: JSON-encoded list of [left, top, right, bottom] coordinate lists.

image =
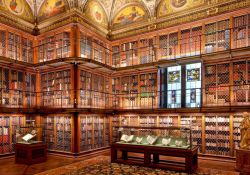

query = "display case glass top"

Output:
[[113, 126, 192, 149]]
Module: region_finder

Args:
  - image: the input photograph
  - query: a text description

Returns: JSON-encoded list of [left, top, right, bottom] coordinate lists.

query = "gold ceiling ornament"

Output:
[[240, 112, 250, 149]]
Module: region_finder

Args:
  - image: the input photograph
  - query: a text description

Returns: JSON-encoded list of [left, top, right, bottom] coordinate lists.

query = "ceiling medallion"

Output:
[[5, 0, 24, 15], [170, 0, 187, 8]]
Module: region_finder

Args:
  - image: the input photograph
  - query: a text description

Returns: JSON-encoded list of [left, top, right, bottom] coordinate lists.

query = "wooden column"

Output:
[[72, 112, 80, 154], [33, 37, 39, 64], [201, 23, 205, 54], [36, 72, 41, 108], [201, 114, 205, 154], [229, 114, 234, 156]]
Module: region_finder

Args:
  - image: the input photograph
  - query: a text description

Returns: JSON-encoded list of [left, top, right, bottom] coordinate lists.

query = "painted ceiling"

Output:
[[0, 0, 221, 25]]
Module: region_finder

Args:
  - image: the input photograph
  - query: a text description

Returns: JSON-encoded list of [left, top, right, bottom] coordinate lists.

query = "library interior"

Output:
[[0, 0, 250, 175]]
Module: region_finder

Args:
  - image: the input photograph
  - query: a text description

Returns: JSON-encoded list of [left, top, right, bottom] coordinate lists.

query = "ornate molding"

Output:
[[110, 0, 250, 40]]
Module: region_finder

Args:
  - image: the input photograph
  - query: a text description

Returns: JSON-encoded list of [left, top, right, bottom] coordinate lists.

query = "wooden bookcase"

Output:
[[79, 115, 110, 152], [232, 14, 250, 49], [79, 69, 109, 108], [43, 115, 73, 152], [38, 32, 70, 62], [204, 63, 230, 105], [41, 69, 71, 108], [159, 32, 178, 60], [0, 115, 26, 155]]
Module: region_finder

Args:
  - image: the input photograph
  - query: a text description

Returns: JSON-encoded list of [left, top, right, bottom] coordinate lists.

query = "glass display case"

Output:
[[15, 125, 43, 144], [112, 126, 192, 149]]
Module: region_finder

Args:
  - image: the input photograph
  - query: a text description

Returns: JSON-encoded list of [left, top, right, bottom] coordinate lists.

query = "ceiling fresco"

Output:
[[0, 0, 34, 22], [0, 0, 247, 34]]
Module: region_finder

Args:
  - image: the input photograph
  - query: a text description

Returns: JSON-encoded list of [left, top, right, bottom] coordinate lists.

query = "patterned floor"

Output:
[[35, 156, 239, 175]]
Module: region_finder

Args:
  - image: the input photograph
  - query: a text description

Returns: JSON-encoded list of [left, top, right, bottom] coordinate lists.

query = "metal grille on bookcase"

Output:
[[139, 116, 157, 136], [112, 116, 120, 143], [233, 114, 243, 156], [80, 34, 92, 59], [233, 14, 250, 49], [0, 30, 6, 57], [159, 115, 178, 135], [0, 116, 11, 154], [44, 116, 55, 150], [55, 116, 71, 152], [205, 115, 230, 156]]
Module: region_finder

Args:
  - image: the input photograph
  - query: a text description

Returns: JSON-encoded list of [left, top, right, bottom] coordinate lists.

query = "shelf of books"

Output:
[[43, 115, 72, 152], [233, 114, 243, 156], [93, 39, 110, 65], [25, 73, 36, 107], [111, 115, 120, 143], [0, 30, 33, 63], [121, 75, 138, 108], [139, 38, 155, 64], [11, 70, 24, 106], [233, 14, 250, 49], [140, 73, 157, 108], [180, 27, 202, 57], [0, 67, 10, 106], [112, 77, 121, 108], [205, 63, 230, 106], [205, 19, 230, 53], [232, 60, 250, 104], [0, 30, 6, 57], [8, 32, 20, 61], [79, 115, 110, 152], [180, 115, 202, 153], [80, 33, 92, 59], [79, 70, 108, 108], [112, 45, 120, 67], [0, 116, 10, 154], [41, 69, 72, 108], [204, 114, 230, 156], [38, 32, 70, 62], [159, 32, 178, 60], [120, 41, 138, 67]]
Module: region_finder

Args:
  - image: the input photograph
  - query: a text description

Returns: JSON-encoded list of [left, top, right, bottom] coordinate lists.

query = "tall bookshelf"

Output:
[[204, 19, 230, 53], [80, 33, 92, 58], [0, 30, 6, 57], [8, 32, 20, 61], [43, 115, 72, 152], [233, 14, 250, 48], [204, 114, 230, 156], [79, 115, 110, 152], [38, 32, 70, 62], [11, 70, 24, 106], [41, 69, 71, 107], [21, 38, 33, 63], [25, 73, 36, 107], [112, 45, 120, 67], [139, 38, 155, 64], [121, 75, 138, 108], [43, 116, 55, 150], [180, 115, 202, 153], [55, 116, 72, 152], [11, 116, 25, 151], [159, 32, 178, 60], [233, 114, 243, 156], [120, 41, 138, 67], [0, 116, 10, 154], [0, 68, 10, 106], [140, 73, 157, 108], [205, 63, 230, 105], [180, 26, 202, 57], [112, 77, 121, 108], [79, 70, 106, 108]]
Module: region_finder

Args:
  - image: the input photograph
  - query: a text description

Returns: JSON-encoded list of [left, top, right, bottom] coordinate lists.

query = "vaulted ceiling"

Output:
[[0, 0, 246, 37], [0, 0, 215, 26]]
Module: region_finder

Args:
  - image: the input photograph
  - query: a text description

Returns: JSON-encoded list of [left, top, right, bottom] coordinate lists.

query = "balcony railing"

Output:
[[1, 84, 250, 109]]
